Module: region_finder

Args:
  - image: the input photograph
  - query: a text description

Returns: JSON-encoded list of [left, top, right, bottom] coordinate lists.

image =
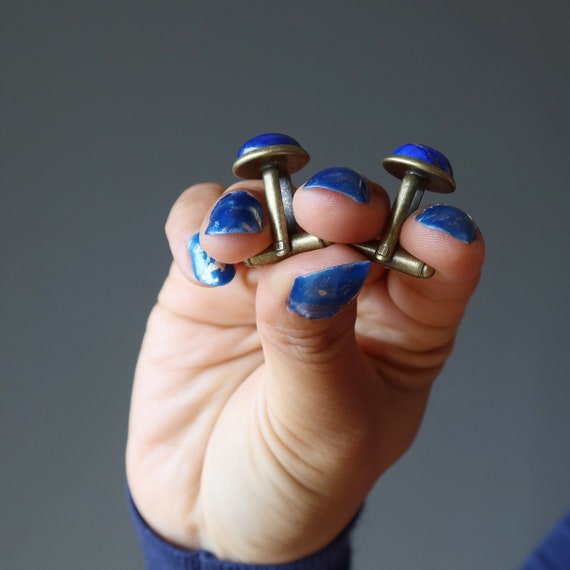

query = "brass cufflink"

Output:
[[352, 143, 455, 278], [232, 133, 328, 266]]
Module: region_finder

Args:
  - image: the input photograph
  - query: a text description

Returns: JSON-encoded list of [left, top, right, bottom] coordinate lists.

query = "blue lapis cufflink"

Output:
[[233, 133, 327, 266], [351, 143, 456, 278]]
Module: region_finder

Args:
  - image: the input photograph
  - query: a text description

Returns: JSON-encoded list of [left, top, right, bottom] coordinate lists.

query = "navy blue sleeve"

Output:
[[128, 490, 355, 570], [520, 511, 570, 570]]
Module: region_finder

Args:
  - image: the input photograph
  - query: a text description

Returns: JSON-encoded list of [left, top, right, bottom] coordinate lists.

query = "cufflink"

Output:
[[352, 143, 455, 278], [233, 133, 328, 266]]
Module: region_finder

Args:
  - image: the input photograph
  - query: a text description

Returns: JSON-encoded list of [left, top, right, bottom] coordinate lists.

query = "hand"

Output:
[[126, 167, 485, 564]]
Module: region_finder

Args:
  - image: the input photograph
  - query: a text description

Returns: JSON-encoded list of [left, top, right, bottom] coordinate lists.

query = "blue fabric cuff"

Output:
[[128, 488, 355, 570], [519, 511, 570, 570]]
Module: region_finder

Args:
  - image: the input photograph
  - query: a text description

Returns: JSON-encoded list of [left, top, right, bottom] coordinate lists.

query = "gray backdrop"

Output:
[[3, 1, 569, 568]]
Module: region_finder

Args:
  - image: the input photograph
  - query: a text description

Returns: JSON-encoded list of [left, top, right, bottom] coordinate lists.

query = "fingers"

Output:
[[166, 168, 392, 286], [250, 199, 484, 436], [165, 182, 272, 286], [165, 183, 229, 284], [166, 178, 484, 310], [166, 178, 484, 331], [389, 203, 485, 328], [293, 167, 391, 243], [198, 181, 273, 264], [250, 245, 393, 503]]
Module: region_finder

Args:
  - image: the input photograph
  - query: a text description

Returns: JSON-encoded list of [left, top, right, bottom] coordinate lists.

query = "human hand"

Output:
[[126, 163, 485, 564]]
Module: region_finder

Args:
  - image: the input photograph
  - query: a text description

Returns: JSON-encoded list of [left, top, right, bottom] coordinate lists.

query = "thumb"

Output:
[[255, 244, 381, 453]]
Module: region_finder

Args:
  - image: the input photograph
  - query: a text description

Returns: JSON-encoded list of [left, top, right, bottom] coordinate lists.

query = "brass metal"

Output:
[[375, 155, 455, 263], [382, 155, 455, 195], [278, 171, 297, 238], [244, 233, 329, 267], [261, 165, 290, 256], [232, 144, 310, 179], [348, 151, 456, 278], [387, 251, 435, 279], [375, 171, 423, 262], [233, 143, 310, 259], [350, 241, 435, 278]]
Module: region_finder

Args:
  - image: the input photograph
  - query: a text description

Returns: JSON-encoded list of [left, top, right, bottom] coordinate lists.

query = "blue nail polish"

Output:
[[416, 204, 476, 243], [288, 261, 371, 319], [205, 191, 263, 235], [303, 167, 369, 203], [188, 233, 236, 286], [392, 143, 453, 177]]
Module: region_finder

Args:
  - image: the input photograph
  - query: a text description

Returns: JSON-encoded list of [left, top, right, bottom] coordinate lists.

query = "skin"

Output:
[[126, 177, 485, 564]]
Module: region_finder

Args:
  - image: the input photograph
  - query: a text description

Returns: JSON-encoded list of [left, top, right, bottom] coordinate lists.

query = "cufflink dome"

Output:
[[383, 143, 455, 194], [233, 133, 310, 179]]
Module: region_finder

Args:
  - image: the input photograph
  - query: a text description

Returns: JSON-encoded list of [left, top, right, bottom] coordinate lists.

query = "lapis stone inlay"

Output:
[[392, 143, 453, 177], [237, 133, 302, 157]]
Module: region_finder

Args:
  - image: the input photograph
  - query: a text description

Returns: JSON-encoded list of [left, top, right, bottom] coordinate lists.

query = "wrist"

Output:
[[127, 486, 359, 569]]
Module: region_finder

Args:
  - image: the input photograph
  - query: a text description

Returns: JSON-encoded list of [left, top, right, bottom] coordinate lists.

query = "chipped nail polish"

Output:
[[188, 233, 235, 286], [205, 190, 263, 235], [303, 167, 370, 204], [287, 261, 371, 319], [416, 204, 477, 243]]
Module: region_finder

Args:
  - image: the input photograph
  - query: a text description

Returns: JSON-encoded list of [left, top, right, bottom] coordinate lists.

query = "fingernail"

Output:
[[303, 167, 370, 203], [288, 261, 370, 319], [416, 204, 477, 244], [205, 190, 263, 235], [188, 233, 235, 286]]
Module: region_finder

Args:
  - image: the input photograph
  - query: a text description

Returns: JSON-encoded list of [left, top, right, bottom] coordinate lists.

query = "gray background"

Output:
[[3, 1, 569, 568]]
